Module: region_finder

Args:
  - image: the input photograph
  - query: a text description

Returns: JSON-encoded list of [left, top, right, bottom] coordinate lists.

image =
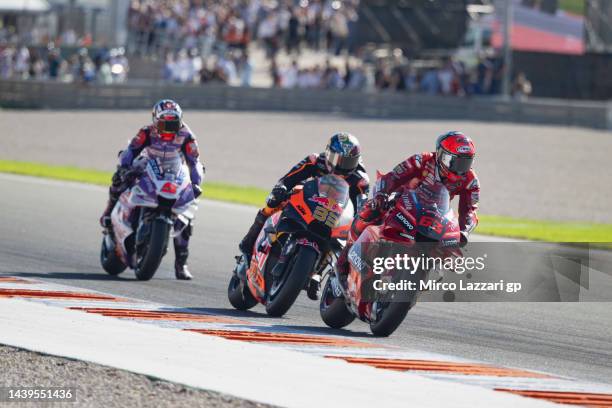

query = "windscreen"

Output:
[[151, 155, 183, 181], [414, 181, 451, 214], [317, 174, 350, 209]]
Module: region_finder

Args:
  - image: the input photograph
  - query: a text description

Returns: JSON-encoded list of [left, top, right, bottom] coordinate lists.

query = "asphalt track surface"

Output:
[[1, 174, 611, 386], [2, 110, 611, 223]]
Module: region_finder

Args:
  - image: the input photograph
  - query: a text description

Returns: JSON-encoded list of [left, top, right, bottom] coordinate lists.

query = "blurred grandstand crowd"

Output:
[[0, 0, 532, 98], [161, 49, 531, 98], [0, 45, 129, 83], [269, 55, 532, 98], [127, 0, 359, 59]]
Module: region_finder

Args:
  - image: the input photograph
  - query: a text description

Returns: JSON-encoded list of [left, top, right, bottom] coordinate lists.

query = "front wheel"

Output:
[[319, 275, 355, 329], [134, 218, 170, 281], [100, 235, 126, 275], [369, 301, 414, 337], [227, 274, 258, 310], [265, 246, 318, 317], [368, 270, 418, 337]]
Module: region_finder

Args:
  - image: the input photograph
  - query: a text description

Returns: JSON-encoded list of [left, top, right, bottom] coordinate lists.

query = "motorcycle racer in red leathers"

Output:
[[337, 131, 480, 275], [99, 99, 205, 280]]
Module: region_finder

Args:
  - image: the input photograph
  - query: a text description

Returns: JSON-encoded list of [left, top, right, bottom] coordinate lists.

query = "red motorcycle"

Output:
[[228, 174, 355, 317], [320, 177, 462, 336]]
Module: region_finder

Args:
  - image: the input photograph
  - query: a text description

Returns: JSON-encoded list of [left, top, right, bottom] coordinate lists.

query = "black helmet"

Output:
[[152, 99, 183, 141], [324, 132, 361, 175]]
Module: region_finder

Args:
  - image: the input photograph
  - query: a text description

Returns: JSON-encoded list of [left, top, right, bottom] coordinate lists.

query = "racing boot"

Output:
[[99, 168, 127, 228], [238, 210, 268, 262], [99, 193, 119, 228], [306, 274, 321, 301], [174, 246, 193, 280]]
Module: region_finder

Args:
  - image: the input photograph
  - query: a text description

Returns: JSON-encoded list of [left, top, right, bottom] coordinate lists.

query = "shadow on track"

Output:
[[268, 324, 373, 338], [10, 271, 138, 281], [178, 307, 373, 338], [179, 306, 276, 319]]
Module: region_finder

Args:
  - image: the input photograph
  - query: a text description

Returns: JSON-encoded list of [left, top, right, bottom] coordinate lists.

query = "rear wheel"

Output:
[[319, 275, 355, 329], [227, 274, 258, 310], [134, 218, 170, 281], [100, 235, 126, 275], [265, 246, 318, 317]]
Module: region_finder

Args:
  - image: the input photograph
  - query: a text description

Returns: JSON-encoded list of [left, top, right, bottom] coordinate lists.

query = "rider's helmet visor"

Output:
[[437, 149, 473, 176], [325, 148, 359, 174]]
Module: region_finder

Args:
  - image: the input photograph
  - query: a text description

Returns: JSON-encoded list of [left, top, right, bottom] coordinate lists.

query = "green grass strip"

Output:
[[558, 0, 585, 15], [0, 159, 267, 206], [1, 159, 610, 243]]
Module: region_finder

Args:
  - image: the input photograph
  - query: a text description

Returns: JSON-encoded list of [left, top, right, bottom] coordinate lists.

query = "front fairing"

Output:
[[128, 153, 198, 218], [385, 183, 460, 245], [284, 174, 352, 241]]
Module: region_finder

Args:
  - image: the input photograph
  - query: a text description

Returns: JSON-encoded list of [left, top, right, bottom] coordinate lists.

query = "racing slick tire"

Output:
[[100, 235, 127, 275], [135, 218, 170, 281], [227, 274, 258, 310], [369, 301, 413, 337], [319, 276, 355, 329], [265, 246, 318, 317]]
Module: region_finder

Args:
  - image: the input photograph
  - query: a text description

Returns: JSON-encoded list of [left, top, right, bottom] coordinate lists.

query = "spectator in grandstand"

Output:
[[124, 0, 360, 62], [512, 72, 533, 100], [420, 68, 439, 95], [13, 46, 30, 79], [344, 62, 366, 90], [305, 0, 324, 50], [281, 59, 299, 88], [327, 4, 355, 56], [217, 52, 238, 84], [438, 59, 455, 95], [324, 65, 345, 88], [0, 44, 129, 83], [238, 51, 253, 87], [47, 48, 63, 79], [27, 49, 46, 79], [475, 55, 493, 95], [258, 11, 280, 59], [286, 7, 301, 55], [172, 49, 197, 83], [270, 58, 281, 87]]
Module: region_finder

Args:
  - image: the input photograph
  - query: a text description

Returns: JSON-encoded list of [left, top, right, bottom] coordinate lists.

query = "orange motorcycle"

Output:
[[228, 174, 355, 317]]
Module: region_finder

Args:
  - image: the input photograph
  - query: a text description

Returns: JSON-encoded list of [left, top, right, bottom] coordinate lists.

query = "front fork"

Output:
[[134, 209, 173, 262], [234, 254, 248, 281], [271, 237, 322, 284], [270, 238, 299, 280]]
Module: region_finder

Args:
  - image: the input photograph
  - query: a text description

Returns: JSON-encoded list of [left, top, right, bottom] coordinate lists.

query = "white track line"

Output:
[[0, 297, 555, 408]]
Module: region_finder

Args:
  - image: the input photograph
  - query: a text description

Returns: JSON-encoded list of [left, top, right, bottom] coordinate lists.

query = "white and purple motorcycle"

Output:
[[100, 152, 198, 280]]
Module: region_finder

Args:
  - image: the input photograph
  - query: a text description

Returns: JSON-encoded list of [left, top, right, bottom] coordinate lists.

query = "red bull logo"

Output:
[[309, 196, 343, 214]]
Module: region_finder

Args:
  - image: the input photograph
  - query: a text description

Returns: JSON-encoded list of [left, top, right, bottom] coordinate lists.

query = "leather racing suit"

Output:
[[239, 152, 370, 256], [102, 124, 205, 274], [338, 151, 479, 273]]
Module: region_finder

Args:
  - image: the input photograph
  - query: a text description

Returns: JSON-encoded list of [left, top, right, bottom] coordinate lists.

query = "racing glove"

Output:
[[193, 184, 202, 198], [111, 166, 130, 187], [266, 184, 289, 208], [369, 192, 389, 212]]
